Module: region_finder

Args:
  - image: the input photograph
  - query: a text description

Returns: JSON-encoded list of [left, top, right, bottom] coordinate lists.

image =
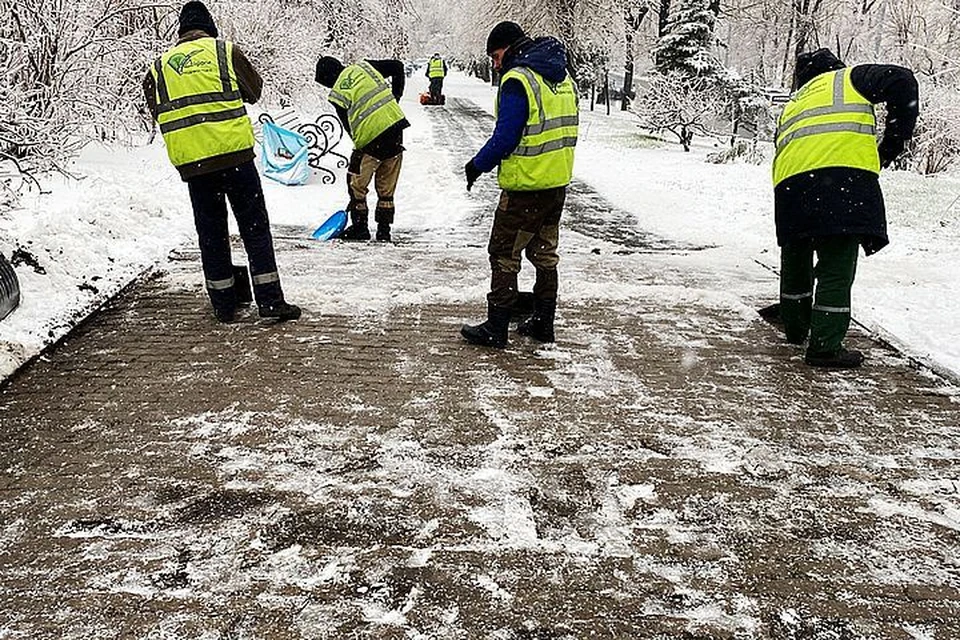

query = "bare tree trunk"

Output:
[[605, 70, 610, 116], [781, 8, 796, 87], [622, 30, 635, 111], [658, 0, 672, 37], [621, 3, 649, 111]]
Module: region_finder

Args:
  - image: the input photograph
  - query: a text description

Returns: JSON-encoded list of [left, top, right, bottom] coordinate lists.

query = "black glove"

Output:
[[878, 137, 904, 169], [464, 160, 482, 191], [348, 149, 363, 175]]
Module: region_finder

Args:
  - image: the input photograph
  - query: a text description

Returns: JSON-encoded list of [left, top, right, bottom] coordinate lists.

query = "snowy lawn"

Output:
[[1, 71, 958, 380]]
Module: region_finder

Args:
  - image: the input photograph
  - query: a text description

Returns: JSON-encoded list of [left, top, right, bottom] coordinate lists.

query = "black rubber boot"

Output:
[[511, 291, 536, 321], [460, 304, 511, 348], [340, 212, 370, 241], [517, 298, 556, 343], [259, 301, 302, 321], [804, 347, 863, 368], [376, 223, 391, 242], [214, 306, 237, 324], [233, 265, 253, 304]]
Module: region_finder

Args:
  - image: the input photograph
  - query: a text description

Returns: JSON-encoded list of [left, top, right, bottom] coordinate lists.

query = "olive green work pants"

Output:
[[779, 236, 860, 355]]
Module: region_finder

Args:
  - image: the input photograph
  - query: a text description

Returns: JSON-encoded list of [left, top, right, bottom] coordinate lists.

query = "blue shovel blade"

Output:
[[312, 210, 348, 241]]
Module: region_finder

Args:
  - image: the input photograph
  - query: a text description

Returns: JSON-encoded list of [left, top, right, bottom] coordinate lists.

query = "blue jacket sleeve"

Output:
[[471, 79, 528, 173]]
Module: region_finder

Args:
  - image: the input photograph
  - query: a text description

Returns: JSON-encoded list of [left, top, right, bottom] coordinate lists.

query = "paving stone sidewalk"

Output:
[[0, 231, 958, 639]]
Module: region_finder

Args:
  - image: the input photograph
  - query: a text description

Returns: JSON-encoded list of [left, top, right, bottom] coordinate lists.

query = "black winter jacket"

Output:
[[774, 64, 919, 255]]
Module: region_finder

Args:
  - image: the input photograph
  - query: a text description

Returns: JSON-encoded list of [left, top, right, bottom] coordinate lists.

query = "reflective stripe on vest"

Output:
[[772, 68, 879, 186], [428, 58, 445, 78], [328, 62, 405, 150], [151, 38, 255, 168], [497, 66, 579, 191]]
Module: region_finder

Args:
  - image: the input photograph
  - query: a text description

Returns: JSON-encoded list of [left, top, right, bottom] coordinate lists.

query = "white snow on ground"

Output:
[[1, 70, 959, 381]]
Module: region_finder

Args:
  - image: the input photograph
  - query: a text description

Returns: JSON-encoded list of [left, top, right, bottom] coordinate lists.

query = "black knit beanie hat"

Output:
[[793, 48, 845, 90], [178, 1, 218, 38], [486, 21, 525, 54], [315, 56, 345, 88]]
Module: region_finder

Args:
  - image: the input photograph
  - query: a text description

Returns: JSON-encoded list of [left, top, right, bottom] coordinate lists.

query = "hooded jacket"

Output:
[[775, 53, 919, 255], [471, 37, 570, 174]]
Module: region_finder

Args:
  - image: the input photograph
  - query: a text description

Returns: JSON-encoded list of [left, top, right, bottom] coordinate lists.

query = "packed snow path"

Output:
[[0, 95, 958, 639], [434, 97, 706, 253]]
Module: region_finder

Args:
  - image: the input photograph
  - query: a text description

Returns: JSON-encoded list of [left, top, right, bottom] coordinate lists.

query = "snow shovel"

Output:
[[311, 210, 348, 241], [757, 302, 783, 327]]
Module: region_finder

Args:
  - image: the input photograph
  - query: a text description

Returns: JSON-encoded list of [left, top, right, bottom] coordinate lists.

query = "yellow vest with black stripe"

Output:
[[151, 38, 255, 168], [497, 67, 578, 191], [328, 62, 406, 150], [773, 68, 879, 186], [428, 58, 446, 78]]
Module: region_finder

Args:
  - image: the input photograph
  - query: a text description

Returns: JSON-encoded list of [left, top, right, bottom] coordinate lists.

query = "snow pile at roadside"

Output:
[[0, 145, 195, 379]]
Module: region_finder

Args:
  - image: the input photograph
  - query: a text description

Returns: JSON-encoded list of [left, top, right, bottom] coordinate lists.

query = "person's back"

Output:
[[315, 55, 411, 242], [771, 48, 917, 368], [143, 1, 300, 323], [773, 49, 918, 256], [426, 54, 447, 100]]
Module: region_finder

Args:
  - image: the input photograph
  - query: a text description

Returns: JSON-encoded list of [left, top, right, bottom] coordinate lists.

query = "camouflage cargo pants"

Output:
[[486, 186, 565, 309]]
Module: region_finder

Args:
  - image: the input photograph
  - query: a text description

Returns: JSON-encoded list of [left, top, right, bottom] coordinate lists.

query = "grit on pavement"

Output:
[[1, 99, 960, 639]]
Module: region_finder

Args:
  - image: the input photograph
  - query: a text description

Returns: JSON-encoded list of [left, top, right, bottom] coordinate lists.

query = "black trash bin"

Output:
[[0, 252, 21, 321]]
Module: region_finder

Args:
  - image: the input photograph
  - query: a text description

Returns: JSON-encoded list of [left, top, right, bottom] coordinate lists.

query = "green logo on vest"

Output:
[[167, 49, 205, 75], [338, 72, 360, 91]]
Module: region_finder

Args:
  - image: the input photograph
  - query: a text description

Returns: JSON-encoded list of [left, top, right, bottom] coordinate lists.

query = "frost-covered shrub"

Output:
[[632, 71, 725, 151], [905, 82, 960, 175], [705, 139, 767, 165]]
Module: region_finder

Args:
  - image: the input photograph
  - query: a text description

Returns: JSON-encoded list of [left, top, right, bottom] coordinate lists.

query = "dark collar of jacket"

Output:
[[501, 37, 569, 84], [178, 29, 215, 45]]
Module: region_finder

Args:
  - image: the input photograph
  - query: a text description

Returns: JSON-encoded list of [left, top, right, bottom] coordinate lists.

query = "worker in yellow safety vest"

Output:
[[315, 55, 410, 242], [771, 49, 918, 368], [460, 21, 579, 348], [425, 53, 448, 102], [143, 1, 300, 323]]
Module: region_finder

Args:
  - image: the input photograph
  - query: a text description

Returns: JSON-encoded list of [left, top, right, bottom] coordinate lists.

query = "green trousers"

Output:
[[779, 236, 859, 355]]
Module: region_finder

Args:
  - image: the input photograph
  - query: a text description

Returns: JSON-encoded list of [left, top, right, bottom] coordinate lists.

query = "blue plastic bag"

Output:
[[312, 210, 348, 241], [260, 121, 311, 186]]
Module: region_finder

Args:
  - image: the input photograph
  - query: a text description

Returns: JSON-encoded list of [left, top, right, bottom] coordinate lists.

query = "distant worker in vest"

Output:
[[425, 53, 448, 102], [460, 22, 578, 348], [772, 49, 918, 368], [143, 1, 300, 324], [315, 55, 410, 242]]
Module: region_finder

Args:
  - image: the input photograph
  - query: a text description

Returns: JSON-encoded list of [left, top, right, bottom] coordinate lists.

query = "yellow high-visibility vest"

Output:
[[497, 67, 578, 191], [773, 68, 879, 186], [151, 38, 255, 168], [428, 58, 446, 78], [328, 62, 406, 150]]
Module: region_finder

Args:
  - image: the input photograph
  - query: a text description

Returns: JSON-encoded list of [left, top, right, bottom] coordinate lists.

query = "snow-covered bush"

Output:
[[705, 139, 767, 164], [632, 71, 726, 151], [0, 0, 173, 208], [904, 82, 960, 175]]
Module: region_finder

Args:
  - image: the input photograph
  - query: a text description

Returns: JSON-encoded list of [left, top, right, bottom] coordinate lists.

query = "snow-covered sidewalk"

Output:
[[1, 71, 958, 381]]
